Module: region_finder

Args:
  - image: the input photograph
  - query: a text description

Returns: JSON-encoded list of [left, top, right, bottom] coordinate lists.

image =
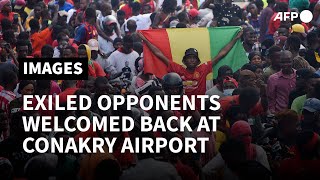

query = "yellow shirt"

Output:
[[25, 17, 42, 31], [24, 7, 32, 15]]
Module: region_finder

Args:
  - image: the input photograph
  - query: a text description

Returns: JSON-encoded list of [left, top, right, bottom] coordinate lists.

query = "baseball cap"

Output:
[[58, 10, 68, 17], [292, 24, 307, 37], [170, 20, 179, 28], [103, 15, 117, 26], [87, 39, 99, 51], [188, 9, 199, 18], [303, 98, 320, 113], [223, 76, 239, 88], [14, 0, 26, 10]]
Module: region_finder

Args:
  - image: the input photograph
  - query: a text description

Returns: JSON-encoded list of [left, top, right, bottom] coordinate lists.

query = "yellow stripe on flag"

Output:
[[166, 28, 213, 80], [166, 28, 211, 66]]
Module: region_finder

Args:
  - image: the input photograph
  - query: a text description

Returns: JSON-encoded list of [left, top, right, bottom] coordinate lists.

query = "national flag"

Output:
[[140, 26, 249, 79]]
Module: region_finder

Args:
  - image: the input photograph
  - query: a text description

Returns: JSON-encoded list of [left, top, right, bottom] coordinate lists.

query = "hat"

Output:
[[0, 0, 10, 10], [303, 98, 320, 112], [14, 0, 26, 10], [188, 8, 199, 18], [170, 20, 179, 28], [292, 24, 307, 37], [87, 39, 99, 51], [58, 10, 68, 17], [184, 48, 199, 57], [223, 76, 239, 88], [103, 15, 117, 26]]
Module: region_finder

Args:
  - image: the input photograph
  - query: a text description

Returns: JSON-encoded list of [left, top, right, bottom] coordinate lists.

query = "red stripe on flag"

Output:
[[140, 29, 172, 78]]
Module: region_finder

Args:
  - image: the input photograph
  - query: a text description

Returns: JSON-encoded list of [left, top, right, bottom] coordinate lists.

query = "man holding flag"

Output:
[[138, 28, 243, 98]]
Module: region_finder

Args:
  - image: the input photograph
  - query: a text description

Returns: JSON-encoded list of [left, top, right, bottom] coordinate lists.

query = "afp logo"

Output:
[[273, 10, 313, 23]]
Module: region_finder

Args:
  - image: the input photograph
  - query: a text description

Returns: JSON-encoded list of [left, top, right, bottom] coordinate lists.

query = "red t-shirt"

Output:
[[0, 12, 14, 23], [219, 95, 264, 117], [121, 4, 132, 19], [58, 87, 78, 104], [88, 61, 106, 77], [268, 13, 280, 35], [167, 61, 212, 96]]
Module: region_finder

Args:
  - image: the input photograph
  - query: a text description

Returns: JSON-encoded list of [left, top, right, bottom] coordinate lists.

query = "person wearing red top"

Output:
[[0, 0, 14, 28], [30, 4, 58, 54], [78, 44, 106, 78], [58, 80, 79, 104], [138, 29, 243, 97], [267, 2, 289, 36], [120, 0, 134, 19]]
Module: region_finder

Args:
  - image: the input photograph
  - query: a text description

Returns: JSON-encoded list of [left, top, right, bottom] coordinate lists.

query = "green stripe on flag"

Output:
[[208, 26, 249, 78]]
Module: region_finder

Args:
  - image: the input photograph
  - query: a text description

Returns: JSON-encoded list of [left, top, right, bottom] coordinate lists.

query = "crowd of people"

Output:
[[0, 0, 320, 179]]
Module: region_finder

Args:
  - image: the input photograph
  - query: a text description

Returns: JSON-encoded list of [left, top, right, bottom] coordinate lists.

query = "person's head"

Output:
[[267, 45, 282, 69], [87, 39, 99, 60], [122, 35, 134, 53], [276, 109, 298, 138], [246, 3, 258, 16], [296, 68, 315, 91], [100, 2, 112, 17], [0, 0, 12, 13], [277, 26, 290, 37], [231, 120, 252, 146], [57, 10, 68, 25], [57, 32, 69, 48], [225, 0, 233, 5], [162, 0, 177, 14], [296, 130, 320, 160], [274, 2, 288, 13], [35, 80, 51, 95], [142, 3, 151, 14], [0, 157, 13, 180], [302, 98, 320, 128], [177, 12, 189, 24], [85, 7, 96, 23], [243, 27, 257, 46], [18, 80, 35, 96], [80, 0, 90, 10], [78, 44, 89, 59], [239, 87, 260, 110], [15, 40, 29, 58], [33, 3, 42, 18], [102, 15, 117, 33], [162, 73, 183, 95], [1, 70, 18, 90], [261, 39, 274, 57], [248, 51, 262, 65], [117, 10, 125, 26], [220, 139, 247, 171], [222, 76, 238, 96], [176, 22, 187, 28], [188, 8, 199, 21], [2, 30, 17, 46], [307, 31, 320, 50], [113, 37, 123, 50], [217, 65, 233, 86], [61, 45, 76, 58], [182, 48, 200, 70], [41, 45, 54, 58], [267, 0, 276, 5], [29, 18, 40, 31], [94, 76, 112, 95], [125, 19, 137, 34], [239, 70, 257, 88], [291, 24, 306, 40], [280, 50, 293, 74], [131, 2, 141, 15], [133, 42, 143, 56]]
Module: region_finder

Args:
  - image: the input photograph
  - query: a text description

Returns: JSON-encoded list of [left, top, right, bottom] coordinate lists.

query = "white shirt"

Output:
[[107, 50, 139, 75], [121, 13, 152, 34], [53, 47, 60, 58], [98, 33, 118, 55]]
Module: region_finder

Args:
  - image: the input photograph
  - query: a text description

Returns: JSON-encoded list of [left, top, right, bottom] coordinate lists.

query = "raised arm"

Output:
[[137, 32, 170, 66], [211, 28, 243, 66]]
